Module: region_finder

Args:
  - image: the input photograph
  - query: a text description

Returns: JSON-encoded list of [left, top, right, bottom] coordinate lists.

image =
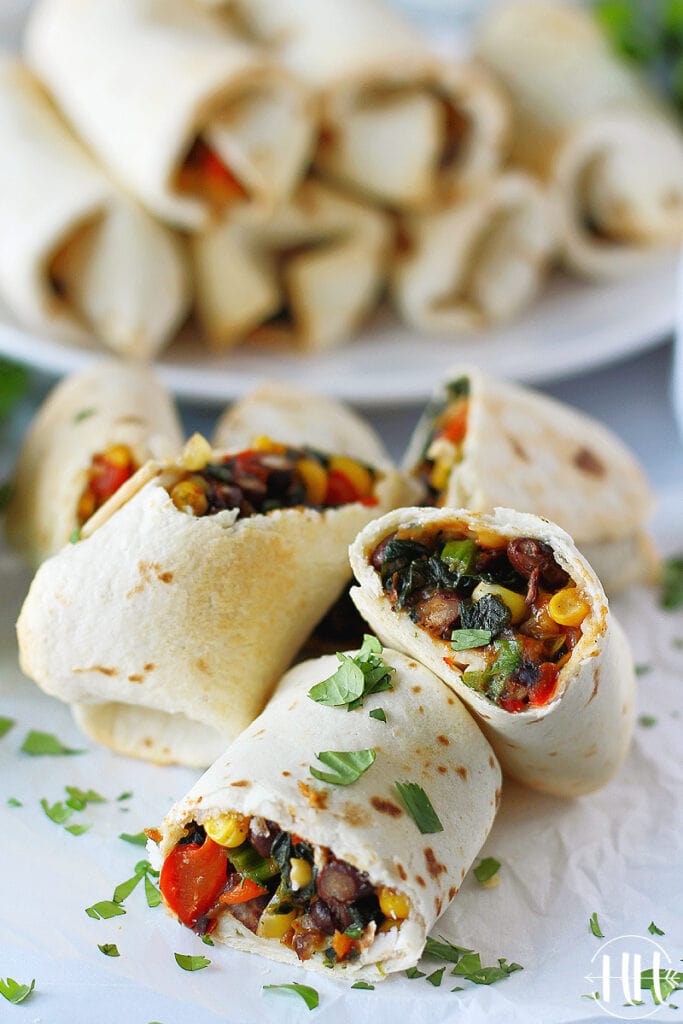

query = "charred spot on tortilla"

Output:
[[488, 755, 495, 769], [297, 781, 328, 809], [455, 766, 468, 781], [157, 571, 173, 584], [230, 780, 250, 788], [573, 447, 605, 477], [343, 802, 371, 828], [370, 796, 403, 818], [437, 765, 448, 774], [424, 848, 447, 878], [144, 663, 155, 672], [507, 435, 529, 461], [416, 875, 426, 887], [128, 674, 143, 683], [73, 665, 118, 677], [437, 735, 450, 746]]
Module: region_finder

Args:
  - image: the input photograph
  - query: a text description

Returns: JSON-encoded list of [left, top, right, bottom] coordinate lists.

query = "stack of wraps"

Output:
[[350, 506, 637, 797], [17, 387, 411, 767], [476, 0, 683, 277], [153, 647, 501, 978], [403, 366, 657, 593]]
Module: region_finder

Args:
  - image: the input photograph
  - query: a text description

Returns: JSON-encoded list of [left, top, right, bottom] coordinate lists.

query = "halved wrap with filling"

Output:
[[476, 0, 683, 278], [6, 361, 183, 567], [152, 646, 501, 978], [393, 172, 556, 332], [403, 367, 657, 593], [192, 179, 391, 351], [229, 0, 508, 209], [0, 58, 190, 356], [25, 0, 315, 230], [17, 435, 410, 768], [350, 507, 637, 797]]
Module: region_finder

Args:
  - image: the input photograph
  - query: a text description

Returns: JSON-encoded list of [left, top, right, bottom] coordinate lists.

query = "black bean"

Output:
[[317, 859, 373, 905], [507, 538, 569, 589], [248, 818, 281, 858], [308, 899, 336, 935], [225, 892, 270, 934], [178, 821, 205, 846], [370, 532, 397, 571]]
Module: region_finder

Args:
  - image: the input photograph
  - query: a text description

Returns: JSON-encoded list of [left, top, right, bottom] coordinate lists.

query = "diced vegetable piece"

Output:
[[324, 469, 360, 506], [289, 857, 313, 891], [476, 529, 508, 550], [170, 479, 208, 516], [204, 813, 250, 848], [228, 843, 279, 885], [441, 539, 476, 574], [257, 907, 298, 938], [332, 930, 354, 960], [528, 663, 559, 707], [296, 458, 328, 505], [327, 456, 373, 498], [218, 876, 268, 904], [429, 455, 452, 493], [547, 588, 589, 627], [159, 838, 227, 927], [472, 581, 526, 624], [440, 401, 468, 444], [378, 887, 411, 921]]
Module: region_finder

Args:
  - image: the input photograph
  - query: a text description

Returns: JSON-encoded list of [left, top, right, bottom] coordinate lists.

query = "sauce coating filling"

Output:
[[159, 817, 409, 964], [370, 526, 589, 713], [167, 439, 379, 519]]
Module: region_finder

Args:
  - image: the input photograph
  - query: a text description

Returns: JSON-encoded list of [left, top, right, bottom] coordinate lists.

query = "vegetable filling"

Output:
[[159, 818, 410, 964], [414, 377, 469, 504], [77, 444, 138, 525], [370, 526, 590, 712], [176, 137, 247, 207], [168, 438, 379, 519]]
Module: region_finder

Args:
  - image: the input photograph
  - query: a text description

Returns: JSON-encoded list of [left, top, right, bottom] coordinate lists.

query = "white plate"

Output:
[[0, 257, 677, 406]]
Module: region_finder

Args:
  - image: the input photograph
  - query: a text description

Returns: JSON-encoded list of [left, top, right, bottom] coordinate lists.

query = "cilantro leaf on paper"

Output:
[[113, 872, 145, 904], [85, 901, 126, 920], [395, 781, 443, 834], [21, 731, 84, 756], [263, 983, 319, 1010], [405, 967, 426, 978], [474, 857, 501, 884], [351, 981, 374, 990], [589, 912, 605, 938], [66, 786, 105, 810], [369, 708, 386, 723], [201, 935, 214, 947], [639, 714, 657, 727], [661, 557, 683, 609], [7, 798, 21, 808], [649, 922, 665, 936], [40, 798, 72, 825], [308, 635, 394, 711], [640, 968, 683, 1005], [0, 977, 35, 1005], [422, 937, 473, 963], [117, 791, 133, 802], [310, 748, 376, 786], [174, 954, 210, 972], [98, 944, 120, 957], [0, 717, 15, 739], [426, 967, 445, 987], [144, 875, 161, 908], [65, 823, 92, 836], [119, 832, 147, 846]]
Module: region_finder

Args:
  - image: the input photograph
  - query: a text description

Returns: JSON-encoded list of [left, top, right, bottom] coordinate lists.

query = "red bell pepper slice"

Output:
[[159, 838, 227, 928], [218, 875, 268, 905]]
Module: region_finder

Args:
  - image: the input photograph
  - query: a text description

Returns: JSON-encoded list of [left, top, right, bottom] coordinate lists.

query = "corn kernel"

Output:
[[548, 587, 590, 627], [181, 433, 212, 471], [252, 435, 286, 453], [472, 581, 527, 624], [170, 479, 208, 516], [289, 857, 313, 891], [103, 444, 133, 468], [476, 529, 508, 549], [77, 490, 97, 524], [429, 456, 451, 494], [328, 455, 373, 498], [377, 917, 401, 932], [296, 458, 328, 505], [257, 908, 298, 939], [378, 886, 411, 921], [204, 812, 250, 848]]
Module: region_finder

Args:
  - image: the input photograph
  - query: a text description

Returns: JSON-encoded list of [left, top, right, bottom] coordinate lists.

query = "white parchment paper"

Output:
[[1, 487, 681, 1024]]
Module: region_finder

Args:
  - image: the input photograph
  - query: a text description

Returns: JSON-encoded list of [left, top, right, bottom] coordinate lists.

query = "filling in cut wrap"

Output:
[[413, 375, 470, 504], [76, 444, 138, 526], [369, 523, 587, 714], [159, 817, 410, 963]]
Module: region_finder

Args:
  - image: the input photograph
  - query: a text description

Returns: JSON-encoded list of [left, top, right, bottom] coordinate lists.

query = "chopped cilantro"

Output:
[[641, 967, 683, 1004], [0, 977, 35, 1005], [451, 628, 492, 651], [174, 954, 210, 972], [589, 912, 605, 938], [21, 731, 84, 756], [423, 937, 473, 962], [351, 981, 374, 990], [661, 557, 683, 609], [0, 717, 15, 739], [395, 781, 443, 834], [85, 900, 126, 920], [66, 786, 105, 809], [0, 358, 28, 418], [69, 527, 81, 544], [635, 664, 652, 676], [119, 832, 147, 846], [263, 983, 318, 1010], [7, 798, 21, 808], [474, 857, 501, 884], [74, 408, 96, 423], [308, 636, 394, 711], [98, 943, 120, 957], [144, 875, 161, 908], [638, 715, 657, 727], [649, 921, 665, 936], [426, 967, 445, 987], [200, 935, 214, 947], [65, 823, 92, 836], [40, 798, 72, 825], [113, 871, 145, 904], [405, 967, 426, 979], [310, 748, 376, 786], [369, 708, 386, 723], [117, 791, 133, 801]]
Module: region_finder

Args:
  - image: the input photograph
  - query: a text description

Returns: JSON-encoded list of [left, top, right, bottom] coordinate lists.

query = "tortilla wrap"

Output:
[[192, 179, 391, 351], [350, 507, 637, 797], [476, 0, 683, 278], [212, 380, 391, 467], [229, 0, 508, 209], [5, 361, 183, 567], [393, 172, 556, 332], [403, 366, 658, 593], [17, 442, 410, 768], [25, 0, 315, 230], [154, 647, 501, 979], [0, 58, 190, 355]]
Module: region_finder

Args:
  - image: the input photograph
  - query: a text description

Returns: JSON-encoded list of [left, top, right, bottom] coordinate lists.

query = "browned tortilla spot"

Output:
[[437, 735, 450, 747], [282, 770, 291, 777], [74, 665, 118, 677], [143, 738, 152, 747], [230, 780, 250, 787], [288, 701, 298, 712], [416, 875, 426, 888], [115, 415, 145, 426], [407, 661, 418, 669], [584, 744, 598, 758], [196, 657, 210, 674], [574, 447, 605, 477], [157, 571, 173, 584], [548, 751, 558, 757], [495, 787, 502, 808], [417, 705, 424, 714], [507, 435, 529, 461], [412, 685, 422, 693], [488, 755, 495, 768], [587, 668, 601, 705], [344, 802, 371, 828], [297, 780, 328, 809], [253, 728, 265, 737], [397, 863, 408, 881], [434, 896, 443, 914], [370, 797, 403, 818], [460, 867, 466, 879], [437, 765, 448, 775], [126, 560, 172, 598], [447, 697, 455, 705], [144, 663, 155, 672], [455, 766, 468, 781], [128, 674, 143, 683], [448, 886, 457, 900], [424, 848, 447, 879]]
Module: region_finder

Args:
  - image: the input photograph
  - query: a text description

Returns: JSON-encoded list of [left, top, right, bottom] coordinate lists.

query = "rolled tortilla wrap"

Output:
[[153, 646, 501, 978], [230, 0, 508, 209], [476, 0, 683, 278], [403, 367, 658, 593], [0, 58, 190, 355], [5, 361, 183, 567], [212, 380, 391, 466], [25, 0, 315, 230], [393, 172, 556, 332], [17, 437, 410, 767], [192, 179, 391, 351], [350, 507, 637, 797]]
